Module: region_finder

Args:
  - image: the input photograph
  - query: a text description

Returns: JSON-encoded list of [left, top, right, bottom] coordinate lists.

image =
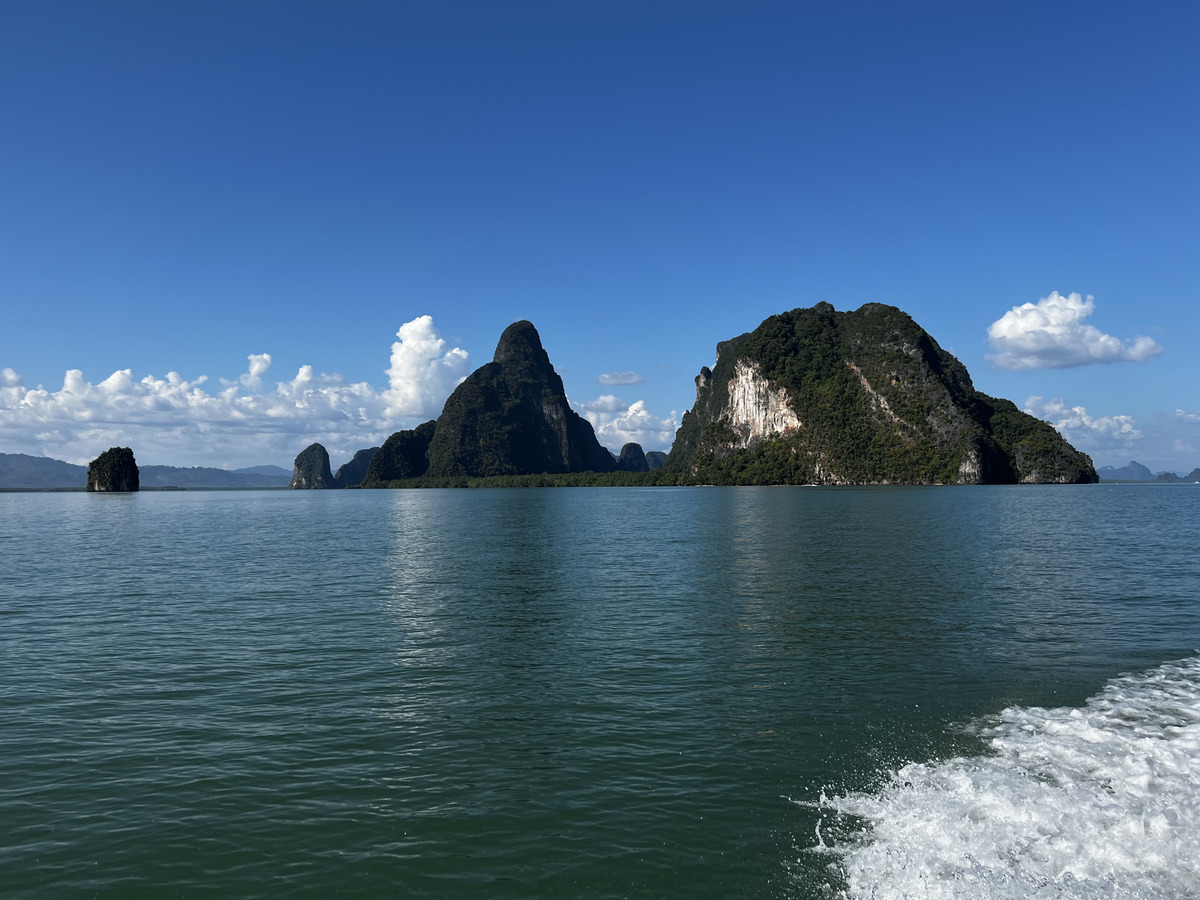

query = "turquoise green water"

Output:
[[1, 486, 1197, 897]]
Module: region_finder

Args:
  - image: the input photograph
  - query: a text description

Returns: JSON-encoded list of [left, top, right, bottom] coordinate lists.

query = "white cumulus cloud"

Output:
[[987, 292, 1162, 370], [597, 371, 645, 386], [239, 353, 272, 389], [1024, 395, 1142, 455], [383, 315, 470, 419], [574, 394, 679, 453], [0, 316, 470, 469]]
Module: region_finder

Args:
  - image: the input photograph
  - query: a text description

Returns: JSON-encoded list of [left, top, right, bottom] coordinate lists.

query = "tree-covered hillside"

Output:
[[424, 321, 615, 478], [665, 303, 1096, 485]]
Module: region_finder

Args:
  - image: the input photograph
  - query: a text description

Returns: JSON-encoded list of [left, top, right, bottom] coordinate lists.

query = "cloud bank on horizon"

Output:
[[0, 316, 678, 469], [2, 300, 1188, 473], [987, 292, 1162, 371], [1023, 395, 1142, 457], [1021, 397, 1200, 473], [576, 395, 679, 453]]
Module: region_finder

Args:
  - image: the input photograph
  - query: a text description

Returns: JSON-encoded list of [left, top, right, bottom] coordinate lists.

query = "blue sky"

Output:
[[2, 1, 1196, 472]]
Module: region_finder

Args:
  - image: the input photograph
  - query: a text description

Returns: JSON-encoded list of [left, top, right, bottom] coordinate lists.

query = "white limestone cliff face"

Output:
[[845, 361, 911, 429], [725, 359, 801, 448], [957, 445, 983, 484]]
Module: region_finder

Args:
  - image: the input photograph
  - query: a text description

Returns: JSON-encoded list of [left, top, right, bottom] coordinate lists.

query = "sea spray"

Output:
[[804, 655, 1200, 899]]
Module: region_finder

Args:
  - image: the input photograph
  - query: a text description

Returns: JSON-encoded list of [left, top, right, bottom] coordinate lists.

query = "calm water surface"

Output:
[[1, 486, 1197, 898]]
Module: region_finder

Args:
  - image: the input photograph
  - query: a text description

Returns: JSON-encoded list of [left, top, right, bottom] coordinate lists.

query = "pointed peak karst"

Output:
[[493, 320, 551, 368], [425, 320, 614, 477]]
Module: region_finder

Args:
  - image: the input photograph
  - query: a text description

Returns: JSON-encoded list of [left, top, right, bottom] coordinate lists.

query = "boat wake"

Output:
[[800, 655, 1200, 898]]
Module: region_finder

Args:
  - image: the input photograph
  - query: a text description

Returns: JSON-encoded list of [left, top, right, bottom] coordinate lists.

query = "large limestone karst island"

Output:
[[423, 320, 615, 478], [294, 304, 1097, 488], [296, 321, 616, 487], [661, 302, 1097, 484], [366, 320, 614, 483]]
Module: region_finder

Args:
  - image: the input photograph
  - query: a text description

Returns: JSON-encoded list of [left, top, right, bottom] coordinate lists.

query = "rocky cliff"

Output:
[[615, 443, 650, 473], [290, 442, 339, 489], [665, 303, 1097, 485], [333, 447, 380, 488], [424, 321, 615, 477], [362, 421, 437, 485], [87, 446, 140, 492]]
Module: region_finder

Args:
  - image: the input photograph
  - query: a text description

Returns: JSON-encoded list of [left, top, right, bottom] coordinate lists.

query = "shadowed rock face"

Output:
[[87, 447, 139, 492], [290, 443, 338, 489], [615, 443, 650, 473], [333, 447, 380, 488], [645, 451, 668, 471], [665, 303, 1097, 485], [361, 421, 437, 485], [425, 321, 615, 477]]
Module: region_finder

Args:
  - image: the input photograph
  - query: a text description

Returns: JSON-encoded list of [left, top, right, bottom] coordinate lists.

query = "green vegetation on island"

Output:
[[341, 321, 616, 489], [423, 320, 615, 478], [333, 447, 380, 488], [662, 303, 1097, 484], [87, 446, 140, 492], [298, 304, 1102, 490], [290, 443, 338, 489], [362, 421, 437, 484]]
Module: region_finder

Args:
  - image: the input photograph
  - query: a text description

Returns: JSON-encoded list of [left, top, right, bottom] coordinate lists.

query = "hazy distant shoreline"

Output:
[[0, 453, 292, 491]]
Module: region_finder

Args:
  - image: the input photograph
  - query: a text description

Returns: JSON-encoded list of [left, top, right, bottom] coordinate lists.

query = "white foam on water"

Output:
[[804, 655, 1200, 899]]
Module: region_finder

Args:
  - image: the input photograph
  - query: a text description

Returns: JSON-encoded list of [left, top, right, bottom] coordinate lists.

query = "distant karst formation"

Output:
[[289, 444, 381, 489], [615, 443, 650, 473], [290, 443, 338, 489], [662, 302, 1097, 485], [1097, 461, 1156, 481], [87, 446, 140, 492], [293, 305, 1100, 488], [1096, 461, 1200, 482], [334, 447, 380, 488], [424, 320, 615, 477], [645, 451, 668, 470], [1158, 469, 1200, 483], [296, 321, 621, 488]]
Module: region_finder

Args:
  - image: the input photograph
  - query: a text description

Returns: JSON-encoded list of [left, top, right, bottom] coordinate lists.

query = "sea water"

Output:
[[805, 654, 1200, 898], [0, 485, 1196, 898]]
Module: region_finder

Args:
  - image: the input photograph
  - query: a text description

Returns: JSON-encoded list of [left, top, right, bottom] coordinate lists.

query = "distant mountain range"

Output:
[[0, 454, 291, 490], [1097, 461, 1200, 482]]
